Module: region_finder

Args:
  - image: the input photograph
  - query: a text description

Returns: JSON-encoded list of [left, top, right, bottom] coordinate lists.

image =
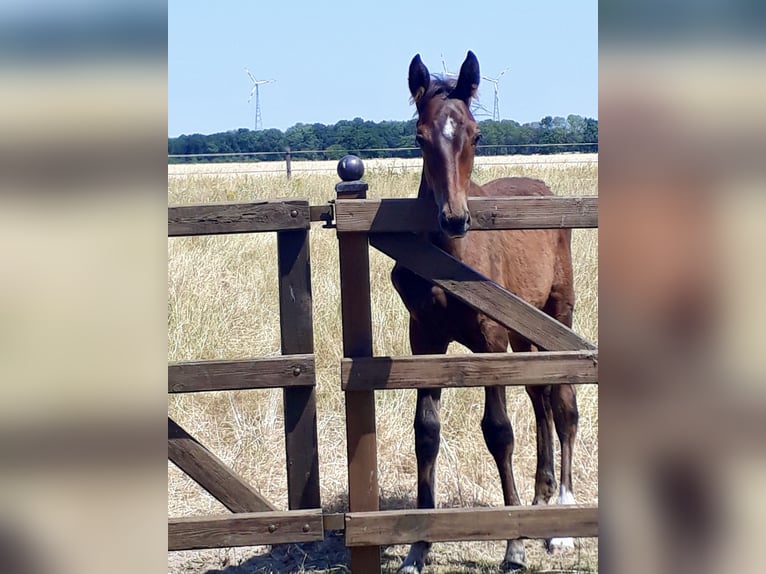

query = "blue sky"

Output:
[[168, 1, 597, 136]]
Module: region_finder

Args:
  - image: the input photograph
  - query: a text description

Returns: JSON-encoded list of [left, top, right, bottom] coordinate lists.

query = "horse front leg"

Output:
[[399, 318, 448, 574], [483, 385, 527, 571], [472, 326, 526, 571]]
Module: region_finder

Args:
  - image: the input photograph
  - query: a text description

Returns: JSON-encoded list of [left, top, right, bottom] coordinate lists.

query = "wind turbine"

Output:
[[245, 67, 275, 131], [440, 53, 457, 79], [482, 68, 508, 122]]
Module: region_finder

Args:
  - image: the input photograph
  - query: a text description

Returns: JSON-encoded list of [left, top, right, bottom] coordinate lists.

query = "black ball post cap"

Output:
[[337, 155, 365, 181]]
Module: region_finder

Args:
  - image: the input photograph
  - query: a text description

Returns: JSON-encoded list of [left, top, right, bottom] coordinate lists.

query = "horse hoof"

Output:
[[536, 470, 557, 501], [398, 541, 429, 573], [500, 558, 527, 571], [546, 536, 576, 553], [502, 539, 527, 571]]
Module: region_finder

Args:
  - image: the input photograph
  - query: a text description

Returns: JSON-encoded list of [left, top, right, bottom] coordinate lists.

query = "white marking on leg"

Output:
[[549, 485, 576, 551], [557, 484, 576, 505], [442, 116, 456, 140]]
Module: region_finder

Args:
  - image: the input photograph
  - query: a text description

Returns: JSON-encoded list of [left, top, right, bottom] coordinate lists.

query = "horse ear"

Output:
[[409, 54, 430, 105], [451, 50, 480, 104]]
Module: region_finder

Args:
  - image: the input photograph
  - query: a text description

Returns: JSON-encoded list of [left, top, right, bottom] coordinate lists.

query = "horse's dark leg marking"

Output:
[[399, 318, 449, 573], [467, 324, 527, 570], [414, 386, 442, 511], [529, 386, 558, 504]]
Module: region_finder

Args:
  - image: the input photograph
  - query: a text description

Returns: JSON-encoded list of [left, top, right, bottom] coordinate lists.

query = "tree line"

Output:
[[168, 115, 597, 163]]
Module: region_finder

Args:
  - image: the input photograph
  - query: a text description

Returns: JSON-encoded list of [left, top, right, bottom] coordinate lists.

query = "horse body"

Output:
[[393, 52, 579, 573], [393, 178, 566, 346]]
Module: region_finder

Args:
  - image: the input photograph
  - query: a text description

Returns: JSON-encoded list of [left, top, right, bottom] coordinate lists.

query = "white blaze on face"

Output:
[[442, 116, 456, 140]]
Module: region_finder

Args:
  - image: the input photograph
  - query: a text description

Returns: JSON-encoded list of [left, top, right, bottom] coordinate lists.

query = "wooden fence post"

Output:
[[285, 146, 292, 180], [336, 156, 380, 573], [277, 209, 320, 510]]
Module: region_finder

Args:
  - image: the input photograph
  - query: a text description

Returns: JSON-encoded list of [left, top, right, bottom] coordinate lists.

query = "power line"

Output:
[[168, 142, 598, 160]]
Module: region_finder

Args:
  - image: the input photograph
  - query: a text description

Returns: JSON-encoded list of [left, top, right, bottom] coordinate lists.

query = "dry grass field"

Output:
[[168, 155, 598, 573]]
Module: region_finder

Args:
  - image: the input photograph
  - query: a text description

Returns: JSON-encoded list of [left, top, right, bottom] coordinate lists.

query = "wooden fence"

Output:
[[167, 200, 323, 550], [167, 167, 599, 570]]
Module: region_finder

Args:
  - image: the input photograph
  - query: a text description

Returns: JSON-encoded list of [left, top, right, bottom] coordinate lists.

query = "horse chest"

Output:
[[392, 264, 465, 328]]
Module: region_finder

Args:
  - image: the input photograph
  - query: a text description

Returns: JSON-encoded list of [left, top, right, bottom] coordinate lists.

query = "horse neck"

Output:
[[417, 172, 465, 259]]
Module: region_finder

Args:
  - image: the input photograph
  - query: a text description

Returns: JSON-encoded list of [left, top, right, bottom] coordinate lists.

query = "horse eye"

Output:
[[415, 134, 425, 147], [473, 133, 483, 145]]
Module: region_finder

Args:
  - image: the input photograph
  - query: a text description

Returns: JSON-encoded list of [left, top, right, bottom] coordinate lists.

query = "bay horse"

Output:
[[391, 51, 579, 573]]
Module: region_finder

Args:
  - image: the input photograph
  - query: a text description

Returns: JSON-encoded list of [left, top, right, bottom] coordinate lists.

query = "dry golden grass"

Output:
[[168, 155, 598, 573]]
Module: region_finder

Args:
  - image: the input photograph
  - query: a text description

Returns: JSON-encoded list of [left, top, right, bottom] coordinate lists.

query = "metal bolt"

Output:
[[292, 366, 302, 377], [268, 524, 277, 533], [290, 209, 298, 217], [302, 524, 310, 533]]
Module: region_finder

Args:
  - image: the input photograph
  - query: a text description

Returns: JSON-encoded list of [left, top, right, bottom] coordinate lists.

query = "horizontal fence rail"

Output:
[[335, 196, 598, 233], [342, 350, 598, 390], [168, 355, 315, 393], [344, 504, 599, 546], [168, 200, 310, 236], [169, 509, 325, 550]]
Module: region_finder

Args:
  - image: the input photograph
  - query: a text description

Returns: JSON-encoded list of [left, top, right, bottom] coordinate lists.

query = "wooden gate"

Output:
[[167, 200, 323, 550], [333, 181, 599, 573]]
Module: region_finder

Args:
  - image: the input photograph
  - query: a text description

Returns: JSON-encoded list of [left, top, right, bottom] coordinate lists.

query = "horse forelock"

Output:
[[411, 75, 458, 113]]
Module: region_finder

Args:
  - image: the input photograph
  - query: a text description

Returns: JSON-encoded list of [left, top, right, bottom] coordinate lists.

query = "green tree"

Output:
[[168, 115, 597, 163], [325, 144, 347, 160]]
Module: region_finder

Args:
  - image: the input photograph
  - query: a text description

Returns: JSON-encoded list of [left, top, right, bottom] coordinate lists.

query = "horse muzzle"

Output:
[[439, 212, 472, 238]]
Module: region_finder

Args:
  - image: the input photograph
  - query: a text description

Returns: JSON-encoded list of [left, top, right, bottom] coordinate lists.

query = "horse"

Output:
[[390, 51, 580, 573]]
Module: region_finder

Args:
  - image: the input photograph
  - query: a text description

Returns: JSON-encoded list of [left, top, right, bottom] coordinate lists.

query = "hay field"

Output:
[[168, 155, 598, 573]]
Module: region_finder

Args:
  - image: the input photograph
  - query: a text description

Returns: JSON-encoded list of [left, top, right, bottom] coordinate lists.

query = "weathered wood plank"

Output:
[[370, 234, 596, 351], [168, 418, 277, 513], [337, 182, 381, 573], [342, 350, 598, 390], [335, 196, 598, 233], [168, 510, 324, 550], [345, 504, 598, 546], [339, 234, 379, 518], [168, 355, 315, 393], [168, 200, 310, 236], [277, 229, 321, 511]]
